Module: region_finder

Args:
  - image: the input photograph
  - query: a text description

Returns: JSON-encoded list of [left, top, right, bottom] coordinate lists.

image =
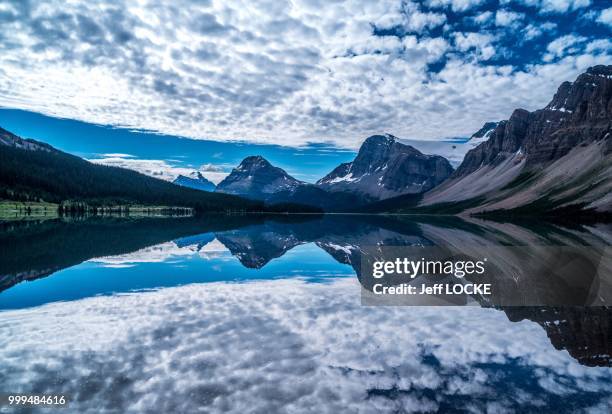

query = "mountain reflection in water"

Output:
[[0, 214, 611, 412]]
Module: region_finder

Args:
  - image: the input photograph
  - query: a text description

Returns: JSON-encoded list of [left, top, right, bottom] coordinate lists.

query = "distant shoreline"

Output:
[[0, 201, 194, 220], [2, 201, 611, 226]]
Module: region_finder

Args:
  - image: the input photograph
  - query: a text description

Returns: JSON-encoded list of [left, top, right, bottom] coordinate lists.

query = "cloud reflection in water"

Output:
[[1, 278, 610, 413]]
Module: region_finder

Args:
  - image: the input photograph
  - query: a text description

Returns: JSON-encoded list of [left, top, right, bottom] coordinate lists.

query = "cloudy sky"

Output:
[[0, 0, 611, 181]]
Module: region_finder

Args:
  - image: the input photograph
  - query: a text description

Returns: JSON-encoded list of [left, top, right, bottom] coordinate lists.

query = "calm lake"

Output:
[[0, 215, 611, 413]]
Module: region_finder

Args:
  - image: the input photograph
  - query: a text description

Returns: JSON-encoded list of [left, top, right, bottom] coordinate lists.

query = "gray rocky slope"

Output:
[[422, 65, 612, 215]]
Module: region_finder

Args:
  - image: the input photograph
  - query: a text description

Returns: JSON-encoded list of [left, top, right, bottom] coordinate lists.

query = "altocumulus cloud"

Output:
[[87, 154, 230, 183], [0, 0, 610, 148], [1, 279, 611, 413], [88, 155, 196, 181]]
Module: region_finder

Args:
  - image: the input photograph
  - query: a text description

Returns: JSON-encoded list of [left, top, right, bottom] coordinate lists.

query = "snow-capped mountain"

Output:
[[173, 171, 216, 192], [467, 122, 498, 149], [215, 156, 302, 199], [317, 134, 454, 201]]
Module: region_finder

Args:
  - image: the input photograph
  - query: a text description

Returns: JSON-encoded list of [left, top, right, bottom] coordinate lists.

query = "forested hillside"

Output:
[[0, 127, 265, 212]]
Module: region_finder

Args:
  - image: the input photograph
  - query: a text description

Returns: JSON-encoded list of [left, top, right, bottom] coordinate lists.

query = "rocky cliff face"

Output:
[[173, 172, 216, 192], [452, 111, 530, 178], [526, 65, 612, 165], [422, 65, 612, 215], [215, 156, 302, 199], [317, 134, 453, 201], [456, 65, 612, 178]]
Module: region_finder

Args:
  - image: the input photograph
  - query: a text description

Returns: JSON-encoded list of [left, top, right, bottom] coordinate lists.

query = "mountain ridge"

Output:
[[416, 64, 612, 218], [173, 172, 216, 192], [215, 155, 303, 199], [0, 128, 284, 213], [214, 136, 455, 210]]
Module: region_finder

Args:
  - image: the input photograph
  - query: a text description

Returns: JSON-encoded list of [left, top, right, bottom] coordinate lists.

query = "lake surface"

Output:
[[0, 215, 611, 413]]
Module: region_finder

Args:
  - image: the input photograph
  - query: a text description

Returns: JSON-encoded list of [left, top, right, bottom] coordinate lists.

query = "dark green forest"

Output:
[[0, 128, 273, 212]]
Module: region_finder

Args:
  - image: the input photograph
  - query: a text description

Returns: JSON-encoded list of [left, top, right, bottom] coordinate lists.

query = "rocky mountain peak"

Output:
[[236, 155, 272, 172], [173, 171, 216, 192], [191, 171, 205, 180], [216, 156, 302, 199], [351, 134, 424, 176], [361, 133, 396, 148], [317, 134, 453, 200], [470, 122, 498, 140], [586, 64, 612, 78], [545, 81, 573, 112], [544, 65, 612, 121], [467, 122, 499, 149]]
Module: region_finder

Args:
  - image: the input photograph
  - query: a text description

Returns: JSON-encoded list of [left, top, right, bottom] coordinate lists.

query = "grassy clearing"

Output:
[[0, 201, 59, 219], [0, 201, 194, 221]]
